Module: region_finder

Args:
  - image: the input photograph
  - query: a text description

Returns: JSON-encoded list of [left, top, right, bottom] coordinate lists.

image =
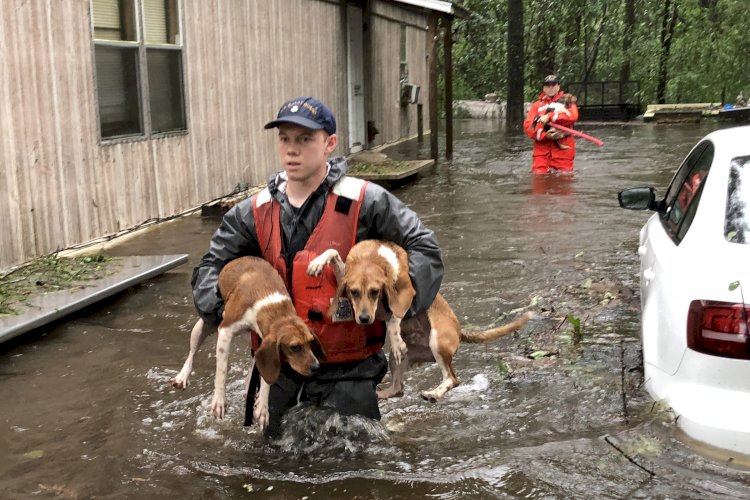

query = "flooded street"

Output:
[[3, 120, 750, 499]]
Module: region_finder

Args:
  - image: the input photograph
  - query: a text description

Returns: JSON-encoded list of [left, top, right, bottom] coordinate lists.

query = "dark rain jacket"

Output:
[[191, 156, 443, 329]]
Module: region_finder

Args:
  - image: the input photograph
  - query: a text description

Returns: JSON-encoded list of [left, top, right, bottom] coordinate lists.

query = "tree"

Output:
[[657, 0, 679, 104], [506, 0, 524, 128], [619, 0, 635, 82], [450, 0, 507, 100], [448, 0, 747, 106], [582, 3, 609, 84], [527, 0, 556, 84]]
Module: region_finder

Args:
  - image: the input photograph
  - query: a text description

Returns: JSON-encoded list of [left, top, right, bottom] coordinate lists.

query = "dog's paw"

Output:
[[522, 311, 537, 321], [253, 402, 269, 431], [210, 392, 226, 419], [391, 336, 408, 364], [306, 255, 328, 276], [420, 390, 440, 403], [170, 362, 193, 389], [170, 373, 189, 390], [376, 387, 403, 400], [307, 249, 340, 276], [307, 250, 336, 276]]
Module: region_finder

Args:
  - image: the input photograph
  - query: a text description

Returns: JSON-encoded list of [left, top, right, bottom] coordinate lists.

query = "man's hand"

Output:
[[538, 113, 550, 125]]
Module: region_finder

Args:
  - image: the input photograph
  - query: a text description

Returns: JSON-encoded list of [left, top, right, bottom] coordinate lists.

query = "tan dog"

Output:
[[170, 256, 323, 429], [308, 241, 412, 365], [307, 241, 533, 401], [540, 93, 577, 147], [539, 93, 577, 122]]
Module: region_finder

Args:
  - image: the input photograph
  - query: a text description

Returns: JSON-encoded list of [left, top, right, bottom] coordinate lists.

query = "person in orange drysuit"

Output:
[[524, 74, 579, 174]]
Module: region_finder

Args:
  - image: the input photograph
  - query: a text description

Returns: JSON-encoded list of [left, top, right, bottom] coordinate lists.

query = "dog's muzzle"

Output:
[[357, 312, 372, 324]]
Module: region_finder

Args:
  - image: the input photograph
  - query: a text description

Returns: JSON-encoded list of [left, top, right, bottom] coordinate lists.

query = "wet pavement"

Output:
[[3, 120, 750, 499]]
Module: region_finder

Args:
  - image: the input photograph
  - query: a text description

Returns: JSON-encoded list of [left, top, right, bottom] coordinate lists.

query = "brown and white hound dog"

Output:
[[307, 240, 533, 401], [170, 256, 323, 430]]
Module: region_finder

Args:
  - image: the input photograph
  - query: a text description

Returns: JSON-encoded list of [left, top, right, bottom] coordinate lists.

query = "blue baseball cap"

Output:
[[264, 96, 336, 135]]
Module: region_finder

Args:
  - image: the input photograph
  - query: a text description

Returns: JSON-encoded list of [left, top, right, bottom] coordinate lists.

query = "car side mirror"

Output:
[[618, 187, 658, 211]]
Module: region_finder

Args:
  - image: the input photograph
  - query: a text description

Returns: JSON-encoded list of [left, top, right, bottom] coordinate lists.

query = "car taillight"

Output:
[[687, 300, 750, 359]]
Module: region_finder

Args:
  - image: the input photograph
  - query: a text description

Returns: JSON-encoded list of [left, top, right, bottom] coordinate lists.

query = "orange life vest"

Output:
[[252, 176, 385, 364]]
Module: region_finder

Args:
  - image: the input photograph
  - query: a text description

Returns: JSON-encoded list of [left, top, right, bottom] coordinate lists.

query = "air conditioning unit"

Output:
[[407, 83, 420, 104], [400, 82, 420, 105]]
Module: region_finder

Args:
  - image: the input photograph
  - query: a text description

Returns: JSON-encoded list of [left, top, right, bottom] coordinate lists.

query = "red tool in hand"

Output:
[[548, 122, 604, 147]]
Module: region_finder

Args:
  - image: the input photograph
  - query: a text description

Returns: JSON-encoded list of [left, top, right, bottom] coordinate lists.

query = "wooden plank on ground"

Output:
[[349, 159, 435, 181], [0, 254, 188, 344]]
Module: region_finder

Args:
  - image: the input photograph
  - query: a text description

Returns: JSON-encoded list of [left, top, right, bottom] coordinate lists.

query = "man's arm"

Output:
[[191, 197, 261, 325], [359, 182, 443, 317], [524, 100, 548, 140]]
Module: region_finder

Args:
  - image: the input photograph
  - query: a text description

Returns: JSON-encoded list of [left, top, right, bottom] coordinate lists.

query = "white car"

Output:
[[619, 125, 750, 456]]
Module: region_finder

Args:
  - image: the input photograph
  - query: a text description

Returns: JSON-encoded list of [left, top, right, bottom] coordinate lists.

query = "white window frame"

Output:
[[91, 0, 187, 143]]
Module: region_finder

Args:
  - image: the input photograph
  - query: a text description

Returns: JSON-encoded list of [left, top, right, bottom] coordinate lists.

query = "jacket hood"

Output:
[[267, 156, 348, 195]]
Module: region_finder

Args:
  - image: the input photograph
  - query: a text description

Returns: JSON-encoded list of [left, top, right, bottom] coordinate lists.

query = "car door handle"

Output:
[[643, 268, 655, 283], [638, 245, 648, 256]]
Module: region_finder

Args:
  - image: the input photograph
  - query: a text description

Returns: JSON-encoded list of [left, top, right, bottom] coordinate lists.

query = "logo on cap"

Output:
[[264, 96, 336, 135]]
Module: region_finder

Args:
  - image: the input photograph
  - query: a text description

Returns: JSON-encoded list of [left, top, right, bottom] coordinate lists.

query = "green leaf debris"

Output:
[[0, 254, 117, 317]]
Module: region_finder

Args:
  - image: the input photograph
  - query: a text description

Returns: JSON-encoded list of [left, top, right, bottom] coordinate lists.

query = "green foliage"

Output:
[[729, 280, 746, 308], [347, 159, 412, 175], [566, 313, 583, 342], [450, 0, 508, 100], [529, 350, 551, 359], [0, 254, 115, 316], [449, 0, 748, 104], [497, 361, 509, 375]]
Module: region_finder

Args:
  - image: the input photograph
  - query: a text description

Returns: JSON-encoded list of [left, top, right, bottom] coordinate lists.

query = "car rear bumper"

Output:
[[678, 416, 750, 457], [644, 350, 750, 456]]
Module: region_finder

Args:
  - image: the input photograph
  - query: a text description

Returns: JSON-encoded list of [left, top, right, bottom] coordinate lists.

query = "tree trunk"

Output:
[[619, 0, 635, 82], [533, 26, 555, 81], [526, 0, 554, 83], [656, 0, 679, 104], [522, 0, 537, 70], [583, 4, 608, 83], [506, 0, 524, 129]]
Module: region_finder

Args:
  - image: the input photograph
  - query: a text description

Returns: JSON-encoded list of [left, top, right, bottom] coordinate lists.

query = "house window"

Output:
[[91, 0, 186, 140], [399, 24, 408, 81]]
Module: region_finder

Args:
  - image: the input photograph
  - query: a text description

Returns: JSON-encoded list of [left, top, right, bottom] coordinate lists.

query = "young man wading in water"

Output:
[[191, 96, 443, 438]]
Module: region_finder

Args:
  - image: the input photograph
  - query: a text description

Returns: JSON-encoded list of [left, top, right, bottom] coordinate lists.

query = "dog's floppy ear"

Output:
[[255, 335, 281, 384], [383, 278, 416, 319], [310, 330, 327, 361]]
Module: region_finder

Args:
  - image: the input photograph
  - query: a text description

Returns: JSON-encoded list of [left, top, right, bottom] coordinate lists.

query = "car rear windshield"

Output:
[[725, 155, 750, 244]]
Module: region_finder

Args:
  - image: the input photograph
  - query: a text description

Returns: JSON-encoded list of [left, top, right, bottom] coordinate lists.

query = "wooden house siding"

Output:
[[368, 0, 429, 146], [181, 0, 349, 209], [1, 0, 101, 268], [0, 0, 435, 270]]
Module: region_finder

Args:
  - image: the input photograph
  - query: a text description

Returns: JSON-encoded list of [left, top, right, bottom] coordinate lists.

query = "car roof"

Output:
[[703, 125, 750, 156]]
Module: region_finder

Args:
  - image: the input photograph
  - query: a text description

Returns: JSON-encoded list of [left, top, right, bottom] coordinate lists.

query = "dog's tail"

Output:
[[459, 311, 534, 343]]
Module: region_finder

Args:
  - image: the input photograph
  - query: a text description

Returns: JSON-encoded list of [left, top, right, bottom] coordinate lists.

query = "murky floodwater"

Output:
[[3, 120, 750, 499]]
